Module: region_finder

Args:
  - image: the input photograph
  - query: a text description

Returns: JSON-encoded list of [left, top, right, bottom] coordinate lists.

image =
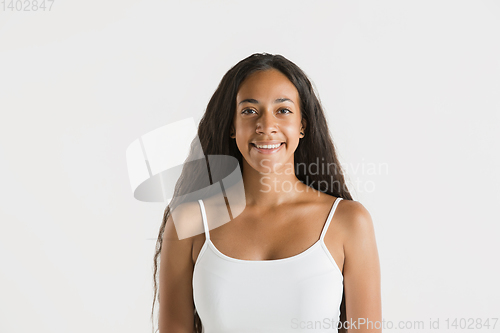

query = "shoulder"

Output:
[[335, 199, 377, 252], [337, 200, 378, 267], [337, 199, 373, 227], [164, 201, 204, 242], [166, 197, 231, 241]]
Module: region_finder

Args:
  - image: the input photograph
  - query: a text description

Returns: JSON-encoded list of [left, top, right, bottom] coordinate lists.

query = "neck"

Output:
[[239, 158, 313, 209]]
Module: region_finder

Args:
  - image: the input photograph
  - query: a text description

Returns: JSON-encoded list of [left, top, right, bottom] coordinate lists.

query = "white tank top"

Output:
[[193, 197, 344, 333]]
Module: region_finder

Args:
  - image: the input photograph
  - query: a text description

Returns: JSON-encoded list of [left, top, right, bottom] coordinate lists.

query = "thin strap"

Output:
[[197, 199, 210, 240], [319, 197, 343, 241]]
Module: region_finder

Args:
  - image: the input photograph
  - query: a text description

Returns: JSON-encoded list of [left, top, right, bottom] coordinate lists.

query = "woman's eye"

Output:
[[241, 108, 292, 114]]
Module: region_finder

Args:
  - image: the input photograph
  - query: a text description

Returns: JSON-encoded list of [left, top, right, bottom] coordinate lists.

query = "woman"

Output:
[[152, 53, 381, 332]]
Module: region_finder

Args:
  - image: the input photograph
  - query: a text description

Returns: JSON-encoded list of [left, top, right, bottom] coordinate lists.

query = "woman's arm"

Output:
[[343, 201, 382, 332], [158, 208, 196, 333]]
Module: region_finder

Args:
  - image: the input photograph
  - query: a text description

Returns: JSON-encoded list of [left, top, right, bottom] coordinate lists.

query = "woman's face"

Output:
[[231, 68, 306, 174]]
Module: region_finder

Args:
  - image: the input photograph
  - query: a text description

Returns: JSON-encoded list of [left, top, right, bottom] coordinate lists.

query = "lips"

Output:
[[250, 142, 285, 148], [250, 142, 285, 154]]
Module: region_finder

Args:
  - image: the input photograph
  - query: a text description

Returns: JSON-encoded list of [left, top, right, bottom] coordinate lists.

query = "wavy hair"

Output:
[[151, 53, 353, 333]]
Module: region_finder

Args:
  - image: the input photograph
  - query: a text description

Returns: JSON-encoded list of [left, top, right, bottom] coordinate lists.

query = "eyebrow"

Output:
[[238, 98, 295, 105]]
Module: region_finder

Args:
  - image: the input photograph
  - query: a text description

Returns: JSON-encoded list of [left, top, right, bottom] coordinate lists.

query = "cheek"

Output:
[[234, 132, 251, 152], [284, 123, 302, 137]]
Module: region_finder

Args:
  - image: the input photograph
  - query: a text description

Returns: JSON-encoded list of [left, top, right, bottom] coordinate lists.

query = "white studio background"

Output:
[[1, 1, 499, 332]]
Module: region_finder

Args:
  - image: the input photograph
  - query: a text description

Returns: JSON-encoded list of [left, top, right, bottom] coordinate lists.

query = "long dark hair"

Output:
[[151, 53, 352, 333]]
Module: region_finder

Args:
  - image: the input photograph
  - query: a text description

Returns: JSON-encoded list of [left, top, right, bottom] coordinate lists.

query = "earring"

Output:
[[300, 131, 304, 136]]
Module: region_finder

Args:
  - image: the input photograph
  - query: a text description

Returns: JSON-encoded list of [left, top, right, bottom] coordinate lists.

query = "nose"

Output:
[[255, 111, 278, 135]]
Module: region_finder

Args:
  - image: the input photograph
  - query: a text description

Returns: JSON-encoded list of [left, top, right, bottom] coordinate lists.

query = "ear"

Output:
[[300, 118, 307, 137], [230, 126, 236, 138]]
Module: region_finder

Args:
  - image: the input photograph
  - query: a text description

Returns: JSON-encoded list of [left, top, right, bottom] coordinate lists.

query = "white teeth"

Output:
[[255, 143, 281, 149]]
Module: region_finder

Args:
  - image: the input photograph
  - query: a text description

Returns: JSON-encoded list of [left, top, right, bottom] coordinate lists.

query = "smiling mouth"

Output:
[[250, 142, 285, 149]]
